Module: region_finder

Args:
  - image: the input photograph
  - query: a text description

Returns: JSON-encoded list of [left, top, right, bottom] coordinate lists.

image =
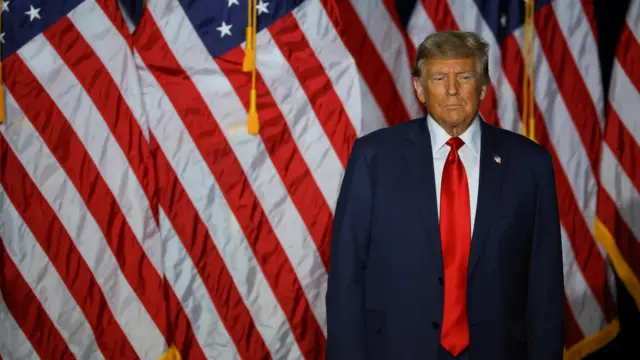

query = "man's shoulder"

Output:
[[353, 118, 422, 152]]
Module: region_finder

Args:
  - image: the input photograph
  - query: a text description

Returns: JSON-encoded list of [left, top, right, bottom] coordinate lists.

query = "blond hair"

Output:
[[412, 31, 490, 85]]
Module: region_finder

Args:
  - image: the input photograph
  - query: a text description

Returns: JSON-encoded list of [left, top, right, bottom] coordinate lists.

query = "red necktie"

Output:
[[439, 137, 471, 356]]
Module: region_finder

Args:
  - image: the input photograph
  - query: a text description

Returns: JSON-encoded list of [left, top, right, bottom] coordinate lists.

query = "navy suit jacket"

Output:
[[325, 117, 564, 360]]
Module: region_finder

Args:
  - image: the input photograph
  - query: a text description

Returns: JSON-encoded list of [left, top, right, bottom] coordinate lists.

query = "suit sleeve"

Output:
[[326, 138, 372, 360], [527, 150, 565, 359]]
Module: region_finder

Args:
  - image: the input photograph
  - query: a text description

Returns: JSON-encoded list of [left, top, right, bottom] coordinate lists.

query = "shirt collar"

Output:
[[426, 114, 481, 156]]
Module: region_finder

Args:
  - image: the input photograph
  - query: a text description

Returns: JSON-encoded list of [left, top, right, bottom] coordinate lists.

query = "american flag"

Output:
[[0, 0, 637, 360]]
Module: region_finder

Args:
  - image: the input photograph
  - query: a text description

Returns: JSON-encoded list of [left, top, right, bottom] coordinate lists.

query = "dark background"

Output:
[[395, 0, 638, 358]]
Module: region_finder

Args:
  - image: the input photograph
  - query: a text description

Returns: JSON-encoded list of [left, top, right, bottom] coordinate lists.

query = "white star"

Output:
[[1, 1, 9, 13], [25, 5, 41, 21], [217, 21, 232, 38], [228, 0, 239, 7], [256, 0, 269, 15], [500, 14, 507, 27], [0, 32, 5, 44]]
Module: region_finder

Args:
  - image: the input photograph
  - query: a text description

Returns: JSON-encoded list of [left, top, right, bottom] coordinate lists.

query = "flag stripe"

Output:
[[319, 0, 411, 126], [65, 0, 157, 211], [610, 59, 640, 144], [133, 20, 299, 359], [45, 15, 163, 275], [268, 13, 357, 168], [551, 1, 604, 124], [535, 5, 602, 173], [135, 7, 323, 358], [153, 139, 268, 359], [0, 238, 75, 360], [0, 291, 39, 360], [350, 0, 422, 119], [0, 188, 103, 360], [597, 187, 640, 278], [4, 54, 166, 358], [219, 45, 334, 271], [0, 119, 137, 358], [381, 0, 417, 73], [600, 145, 640, 239], [292, 0, 387, 135], [603, 108, 640, 193]]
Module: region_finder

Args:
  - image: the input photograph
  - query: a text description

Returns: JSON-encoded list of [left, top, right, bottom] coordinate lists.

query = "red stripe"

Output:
[[563, 296, 585, 348], [3, 55, 169, 348], [0, 238, 75, 359], [381, 0, 417, 73], [535, 4, 602, 175], [319, 0, 411, 125], [218, 47, 334, 271], [580, 1, 599, 43], [268, 13, 357, 168], [418, 0, 501, 127], [597, 188, 640, 282], [133, 16, 327, 360], [151, 135, 269, 360], [500, 34, 615, 323], [44, 17, 159, 230], [0, 130, 137, 358], [94, 0, 135, 49], [604, 108, 640, 193], [616, 23, 640, 94]]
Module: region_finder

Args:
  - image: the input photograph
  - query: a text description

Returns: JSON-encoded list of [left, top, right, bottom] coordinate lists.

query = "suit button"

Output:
[[438, 277, 443, 286], [432, 321, 439, 329]]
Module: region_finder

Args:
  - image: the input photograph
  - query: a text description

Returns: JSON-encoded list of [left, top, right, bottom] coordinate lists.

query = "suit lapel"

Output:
[[468, 121, 507, 279], [405, 120, 443, 275]]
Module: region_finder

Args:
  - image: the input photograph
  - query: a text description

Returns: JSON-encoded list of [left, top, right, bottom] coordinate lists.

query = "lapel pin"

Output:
[[494, 155, 502, 164]]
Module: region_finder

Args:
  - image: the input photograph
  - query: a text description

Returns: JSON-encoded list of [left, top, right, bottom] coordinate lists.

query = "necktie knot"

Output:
[[446, 137, 465, 152]]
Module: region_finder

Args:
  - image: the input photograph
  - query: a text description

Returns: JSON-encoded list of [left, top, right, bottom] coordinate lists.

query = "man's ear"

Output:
[[413, 77, 425, 104], [479, 83, 488, 101]]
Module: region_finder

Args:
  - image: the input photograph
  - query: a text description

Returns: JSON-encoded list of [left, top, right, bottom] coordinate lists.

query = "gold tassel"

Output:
[[157, 345, 182, 360], [245, 0, 259, 135], [522, 0, 535, 142]]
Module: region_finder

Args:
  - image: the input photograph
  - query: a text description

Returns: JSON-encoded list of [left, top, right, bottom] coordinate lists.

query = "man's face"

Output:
[[413, 57, 487, 135]]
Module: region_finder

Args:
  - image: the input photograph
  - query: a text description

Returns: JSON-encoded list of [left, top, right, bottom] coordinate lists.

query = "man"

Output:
[[325, 31, 564, 360]]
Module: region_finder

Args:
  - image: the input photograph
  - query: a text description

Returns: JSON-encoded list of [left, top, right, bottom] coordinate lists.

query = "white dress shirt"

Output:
[[427, 115, 481, 233]]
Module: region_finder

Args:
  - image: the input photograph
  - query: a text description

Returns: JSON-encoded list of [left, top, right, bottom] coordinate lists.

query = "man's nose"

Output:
[[446, 76, 459, 96]]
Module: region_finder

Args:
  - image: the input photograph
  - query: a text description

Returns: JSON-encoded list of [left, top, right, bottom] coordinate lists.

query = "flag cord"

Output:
[[522, 0, 535, 142], [244, 0, 259, 135]]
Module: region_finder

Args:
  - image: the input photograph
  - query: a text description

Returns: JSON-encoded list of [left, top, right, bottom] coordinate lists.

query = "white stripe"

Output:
[[609, 60, 640, 146], [17, 35, 163, 276], [0, 291, 39, 360], [1, 91, 166, 360], [144, 1, 325, 353], [406, 1, 435, 49], [159, 209, 239, 359], [551, 2, 605, 126], [294, 0, 388, 136], [513, 27, 601, 250], [0, 182, 103, 360], [560, 226, 607, 337], [69, 0, 150, 141], [350, 0, 424, 119], [254, 28, 343, 212], [68, 0, 162, 273], [447, 0, 523, 134], [626, 0, 640, 41], [600, 144, 640, 240]]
